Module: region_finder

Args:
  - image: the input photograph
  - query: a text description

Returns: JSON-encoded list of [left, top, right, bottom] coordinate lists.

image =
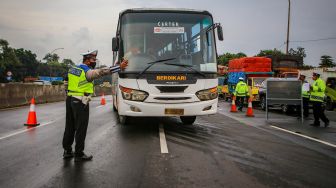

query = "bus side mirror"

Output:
[[217, 25, 224, 41], [112, 37, 119, 51]]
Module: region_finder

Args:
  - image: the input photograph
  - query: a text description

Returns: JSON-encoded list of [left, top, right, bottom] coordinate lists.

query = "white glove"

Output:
[[81, 96, 92, 105]]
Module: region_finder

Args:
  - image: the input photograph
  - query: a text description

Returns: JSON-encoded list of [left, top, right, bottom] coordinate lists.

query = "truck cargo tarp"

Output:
[[228, 72, 245, 84], [228, 57, 272, 73]]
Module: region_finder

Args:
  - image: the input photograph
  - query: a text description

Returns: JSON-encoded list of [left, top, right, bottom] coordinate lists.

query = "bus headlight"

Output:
[[119, 85, 148, 102], [196, 87, 218, 101]]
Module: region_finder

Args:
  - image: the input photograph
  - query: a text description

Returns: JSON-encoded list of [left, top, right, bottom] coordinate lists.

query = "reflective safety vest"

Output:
[[302, 82, 310, 98], [310, 78, 325, 102], [67, 66, 94, 96], [234, 81, 249, 97]]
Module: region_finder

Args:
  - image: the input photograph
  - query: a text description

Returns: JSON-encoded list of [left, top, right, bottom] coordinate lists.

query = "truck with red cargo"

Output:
[[225, 57, 273, 102], [270, 55, 303, 78], [258, 55, 304, 113]]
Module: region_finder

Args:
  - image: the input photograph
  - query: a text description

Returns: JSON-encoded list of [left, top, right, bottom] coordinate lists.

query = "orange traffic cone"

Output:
[[24, 98, 40, 126], [230, 96, 238, 113], [100, 93, 106, 105], [246, 97, 254, 117]]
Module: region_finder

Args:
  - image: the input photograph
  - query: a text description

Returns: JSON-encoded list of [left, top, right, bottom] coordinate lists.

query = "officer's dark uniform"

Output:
[[234, 78, 249, 111], [62, 50, 125, 161], [62, 50, 97, 161], [310, 72, 329, 127]]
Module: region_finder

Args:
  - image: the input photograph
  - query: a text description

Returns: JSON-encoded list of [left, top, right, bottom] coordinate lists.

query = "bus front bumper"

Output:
[[118, 99, 218, 117]]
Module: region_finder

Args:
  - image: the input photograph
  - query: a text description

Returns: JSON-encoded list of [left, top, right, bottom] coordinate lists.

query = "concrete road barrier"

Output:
[[0, 83, 112, 109], [0, 83, 66, 109]]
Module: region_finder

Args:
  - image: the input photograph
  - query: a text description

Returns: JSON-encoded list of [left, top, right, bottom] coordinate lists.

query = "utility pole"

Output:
[[286, 0, 291, 54]]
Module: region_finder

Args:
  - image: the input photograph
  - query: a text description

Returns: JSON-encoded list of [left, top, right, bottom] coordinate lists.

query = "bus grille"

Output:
[[155, 86, 188, 93], [153, 97, 191, 100]]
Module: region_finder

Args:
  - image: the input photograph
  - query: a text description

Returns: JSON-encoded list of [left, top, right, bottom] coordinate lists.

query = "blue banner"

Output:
[[38, 76, 63, 81]]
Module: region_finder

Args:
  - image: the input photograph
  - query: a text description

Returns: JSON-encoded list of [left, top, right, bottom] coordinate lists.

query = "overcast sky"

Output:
[[0, 0, 335, 66]]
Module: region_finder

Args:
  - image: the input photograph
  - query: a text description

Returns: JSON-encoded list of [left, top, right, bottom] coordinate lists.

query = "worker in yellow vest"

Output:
[[234, 77, 249, 111], [310, 72, 329, 127], [62, 50, 128, 162]]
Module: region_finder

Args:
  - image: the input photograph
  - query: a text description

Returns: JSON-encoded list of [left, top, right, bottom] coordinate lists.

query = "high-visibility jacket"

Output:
[[302, 81, 310, 98], [67, 66, 93, 96], [234, 81, 249, 97], [310, 78, 325, 102]]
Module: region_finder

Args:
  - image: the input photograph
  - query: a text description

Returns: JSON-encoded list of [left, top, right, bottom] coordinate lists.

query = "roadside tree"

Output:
[[319, 55, 335, 68], [256, 49, 285, 57], [0, 39, 21, 82], [217, 52, 246, 66]]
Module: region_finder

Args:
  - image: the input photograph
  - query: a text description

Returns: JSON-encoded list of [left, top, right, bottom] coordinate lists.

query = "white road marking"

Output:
[[95, 105, 105, 109], [159, 123, 169, 153], [218, 108, 336, 149], [270, 125, 336, 149], [0, 121, 54, 141]]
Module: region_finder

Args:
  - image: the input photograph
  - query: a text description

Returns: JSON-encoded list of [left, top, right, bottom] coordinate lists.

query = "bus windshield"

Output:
[[120, 12, 217, 73]]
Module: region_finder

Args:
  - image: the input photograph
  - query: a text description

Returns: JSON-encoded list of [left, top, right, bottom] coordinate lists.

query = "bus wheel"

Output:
[[180, 116, 196, 125], [113, 96, 118, 112], [118, 115, 128, 125], [113, 103, 117, 112]]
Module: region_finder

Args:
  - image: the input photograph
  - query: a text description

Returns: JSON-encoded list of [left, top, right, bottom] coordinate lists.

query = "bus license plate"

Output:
[[165, 108, 184, 115]]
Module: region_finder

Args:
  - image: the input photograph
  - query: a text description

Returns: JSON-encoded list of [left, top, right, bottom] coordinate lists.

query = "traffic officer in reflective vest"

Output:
[[310, 72, 329, 127], [234, 77, 249, 111], [62, 50, 128, 161], [299, 74, 310, 118]]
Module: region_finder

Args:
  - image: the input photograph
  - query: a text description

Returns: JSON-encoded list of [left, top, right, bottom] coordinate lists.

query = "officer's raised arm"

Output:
[[85, 55, 128, 82]]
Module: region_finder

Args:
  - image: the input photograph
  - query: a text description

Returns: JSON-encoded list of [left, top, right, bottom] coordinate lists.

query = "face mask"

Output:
[[89, 61, 96, 69]]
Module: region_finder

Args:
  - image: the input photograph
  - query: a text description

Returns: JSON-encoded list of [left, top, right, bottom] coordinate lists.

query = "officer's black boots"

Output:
[[63, 150, 93, 162], [310, 120, 329, 127], [325, 120, 330, 127], [309, 123, 320, 127], [74, 153, 93, 162], [63, 150, 74, 159]]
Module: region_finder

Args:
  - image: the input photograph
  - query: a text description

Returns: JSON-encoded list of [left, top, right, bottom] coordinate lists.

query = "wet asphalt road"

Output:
[[0, 97, 336, 188]]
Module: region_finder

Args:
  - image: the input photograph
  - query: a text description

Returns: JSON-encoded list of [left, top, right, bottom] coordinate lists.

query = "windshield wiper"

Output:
[[136, 58, 176, 79], [164, 63, 206, 77]]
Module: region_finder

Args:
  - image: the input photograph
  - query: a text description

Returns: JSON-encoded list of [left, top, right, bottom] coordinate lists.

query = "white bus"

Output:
[[111, 8, 223, 125]]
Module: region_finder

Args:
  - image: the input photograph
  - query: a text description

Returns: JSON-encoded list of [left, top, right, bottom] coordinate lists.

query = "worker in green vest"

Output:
[[310, 72, 329, 127], [62, 50, 128, 162], [298, 75, 310, 118], [234, 77, 249, 111]]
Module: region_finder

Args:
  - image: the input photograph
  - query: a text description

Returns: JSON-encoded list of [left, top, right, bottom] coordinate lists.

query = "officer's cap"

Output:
[[81, 50, 98, 58], [312, 72, 320, 77], [239, 77, 244, 80], [299, 74, 306, 78]]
